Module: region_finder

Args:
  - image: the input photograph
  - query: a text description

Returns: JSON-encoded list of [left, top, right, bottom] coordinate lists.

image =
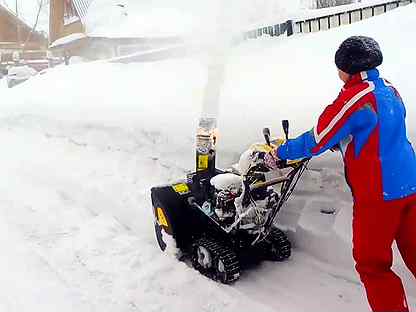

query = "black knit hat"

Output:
[[335, 36, 383, 75]]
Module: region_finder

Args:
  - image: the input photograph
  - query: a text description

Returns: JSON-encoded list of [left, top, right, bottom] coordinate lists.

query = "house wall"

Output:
[[0, 10, 19, 42], [49, 0, 84, 44], [0, 6, 47, 50]]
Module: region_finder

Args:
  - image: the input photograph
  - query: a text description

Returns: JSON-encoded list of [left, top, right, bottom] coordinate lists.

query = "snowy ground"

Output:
[[1, 5, 415, 312]]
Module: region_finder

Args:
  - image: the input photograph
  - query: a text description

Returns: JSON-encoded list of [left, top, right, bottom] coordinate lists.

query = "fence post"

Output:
[[274, 24, 280, 36], [287, 20, 294, 36]]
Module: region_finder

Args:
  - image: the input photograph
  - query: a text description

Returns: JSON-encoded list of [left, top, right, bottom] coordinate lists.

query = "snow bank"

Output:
[[1, 4, 415, 312]]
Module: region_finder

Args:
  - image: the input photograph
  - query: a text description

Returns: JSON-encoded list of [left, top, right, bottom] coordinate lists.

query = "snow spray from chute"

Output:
[[195, 4, 234, 173], [193, 0, 300, 172], [196, 56, 227, 172]]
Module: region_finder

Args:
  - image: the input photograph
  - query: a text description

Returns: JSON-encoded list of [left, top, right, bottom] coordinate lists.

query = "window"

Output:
[[64, 0, 80, 25]]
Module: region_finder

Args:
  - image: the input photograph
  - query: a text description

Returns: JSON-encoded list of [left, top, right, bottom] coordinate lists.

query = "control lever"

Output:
[[280, 120, 290, 168], [282, 120, 289, 141], [263, 127, 271, 146]]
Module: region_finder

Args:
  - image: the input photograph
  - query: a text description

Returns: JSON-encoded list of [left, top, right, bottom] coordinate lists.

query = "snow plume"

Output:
[[85, 1, 307, 122], [85, 0, 305, 38]]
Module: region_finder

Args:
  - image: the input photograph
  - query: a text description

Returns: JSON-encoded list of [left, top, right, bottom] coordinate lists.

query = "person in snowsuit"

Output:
[[268, 36, 416, 312]]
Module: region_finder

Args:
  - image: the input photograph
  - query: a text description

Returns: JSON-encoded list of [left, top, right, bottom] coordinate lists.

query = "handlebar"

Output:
[[250, 176, 289, 190]]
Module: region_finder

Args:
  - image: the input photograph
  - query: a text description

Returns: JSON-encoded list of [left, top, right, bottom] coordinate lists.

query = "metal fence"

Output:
[[244, 0, 413, 39], [296, 0, 413, 33], [244, 20, 294, 39]]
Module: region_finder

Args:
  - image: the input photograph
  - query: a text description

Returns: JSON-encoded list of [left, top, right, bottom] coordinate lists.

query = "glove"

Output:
[[264, 150, 280, 170]]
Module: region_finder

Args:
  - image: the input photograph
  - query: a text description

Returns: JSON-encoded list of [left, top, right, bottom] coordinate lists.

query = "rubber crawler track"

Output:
[[191, 237, 241, 284], [265, 227, 291, 261]]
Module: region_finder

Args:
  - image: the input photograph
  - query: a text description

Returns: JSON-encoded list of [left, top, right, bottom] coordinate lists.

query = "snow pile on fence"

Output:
[[0, 4, 415, 312]]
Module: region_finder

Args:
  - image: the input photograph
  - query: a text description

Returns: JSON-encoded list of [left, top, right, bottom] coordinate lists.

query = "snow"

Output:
[[84, 0, 397, 38], [0, 77, 7, 89], [210, 173, 242, 192], [85, 0, 306, 38], [0, 4, 416, 312], [7, 65, 37, 80]]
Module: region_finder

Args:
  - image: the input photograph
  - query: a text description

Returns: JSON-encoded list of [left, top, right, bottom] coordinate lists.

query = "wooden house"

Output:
[[0, 4, 48, 69], [49, 0, 181, 60], [0, 4, 47, 50]]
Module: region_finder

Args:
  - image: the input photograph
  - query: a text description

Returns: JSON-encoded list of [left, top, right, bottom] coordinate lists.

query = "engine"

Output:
[[209, 145, 283, 233]]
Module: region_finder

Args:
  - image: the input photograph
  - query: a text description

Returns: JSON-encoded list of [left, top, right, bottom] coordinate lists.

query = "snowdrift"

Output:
[[1, 4, 415, 312]]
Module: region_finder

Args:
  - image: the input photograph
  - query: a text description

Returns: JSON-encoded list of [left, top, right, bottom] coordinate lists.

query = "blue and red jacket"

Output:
[[277, 69, 416, 202]]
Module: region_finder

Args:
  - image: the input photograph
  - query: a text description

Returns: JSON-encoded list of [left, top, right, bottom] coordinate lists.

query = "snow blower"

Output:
[[151, 118, 309, 284]]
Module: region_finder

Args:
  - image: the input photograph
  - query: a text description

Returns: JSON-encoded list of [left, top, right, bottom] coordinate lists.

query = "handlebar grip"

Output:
[[282, 120, 289, 141], [263, 128, 271, 146]]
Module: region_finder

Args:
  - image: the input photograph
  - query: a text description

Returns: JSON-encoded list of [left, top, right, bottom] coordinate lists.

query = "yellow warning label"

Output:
[[156, 207, 169, 227], [198, 155, 209, 170], [173, 183, 189, 194]]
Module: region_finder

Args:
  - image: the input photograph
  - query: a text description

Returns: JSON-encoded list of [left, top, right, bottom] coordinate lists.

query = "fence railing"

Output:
[[244, 20, 294, 39], [296, 0, 413, 33], [244, 0, 413, 39]]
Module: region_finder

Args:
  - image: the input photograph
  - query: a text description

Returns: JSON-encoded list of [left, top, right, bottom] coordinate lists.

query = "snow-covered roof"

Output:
[[72, 0, 93, 23]]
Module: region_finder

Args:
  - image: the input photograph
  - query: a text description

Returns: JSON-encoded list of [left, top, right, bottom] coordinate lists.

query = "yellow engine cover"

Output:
[[249, 138, 285, 153]]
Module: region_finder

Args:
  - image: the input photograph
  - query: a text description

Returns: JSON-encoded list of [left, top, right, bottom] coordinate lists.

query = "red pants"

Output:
[[353, 194, 416, 312]]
